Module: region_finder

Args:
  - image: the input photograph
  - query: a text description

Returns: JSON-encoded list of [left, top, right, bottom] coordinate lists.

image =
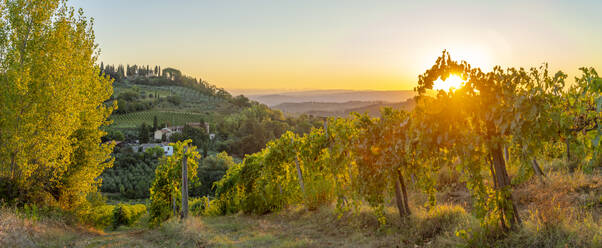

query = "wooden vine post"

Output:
[[181, 145, 189, 219], [291, 137, 305, 194]]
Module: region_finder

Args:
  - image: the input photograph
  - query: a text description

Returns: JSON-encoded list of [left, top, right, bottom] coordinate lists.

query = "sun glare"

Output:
[[433, 75, 465, 91]]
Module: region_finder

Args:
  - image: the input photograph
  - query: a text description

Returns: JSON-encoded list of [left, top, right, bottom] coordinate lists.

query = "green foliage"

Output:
[[211, 51, 600, 238], [212, 158, 244, 215], [111, 111, 207, 129], [0, 176, 20, 205], [166, 95, 182, 106], [80, 204, 115, 229], [412, 51, 577, 230], [351, 109, 418, 220], [215, 104, 303, 157], [112, 203, 147, 229], [213, 113, 417, 220], [170, 124, 210, 156], [149, 140, 201, 226], [560, 68, 601, 164], [0, 0, 114, 211], [138, 122, 152, 143], [109, 80, 322, 160], [100, 146, 163, 199], [416, 204, 469, 242], [189, 196, 209, 216], [104, 129, 125, 142], [191, 152, 235, 197]]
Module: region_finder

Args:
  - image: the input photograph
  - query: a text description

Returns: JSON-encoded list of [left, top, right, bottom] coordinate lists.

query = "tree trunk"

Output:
[[531, 158, 546, 178], [504, 146, 510, 163], [393, 171, 407, 218], [172, 194, 177, 217], [9, 152, 16, 180], [294, 156, 305, 194], [488, 155, 498, 188], [566, 138, 571, 162], [491, 146, 521, 229], [292, 138, 305, 194], [397, 170, 411, 215], [181, 146, 189, 219]]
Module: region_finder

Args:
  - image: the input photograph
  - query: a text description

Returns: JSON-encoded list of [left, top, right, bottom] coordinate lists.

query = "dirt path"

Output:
[[71, 230, 160, 248]]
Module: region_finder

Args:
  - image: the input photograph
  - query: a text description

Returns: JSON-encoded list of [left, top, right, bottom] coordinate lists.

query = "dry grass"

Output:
[[139, 203, 472, 248], [0, 208, 101, 247], [1, 163, 599, 247], [514, 167, 601, 221]]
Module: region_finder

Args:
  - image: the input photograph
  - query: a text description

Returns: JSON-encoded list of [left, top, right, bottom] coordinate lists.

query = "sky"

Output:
[[72, 0, 602, 91]]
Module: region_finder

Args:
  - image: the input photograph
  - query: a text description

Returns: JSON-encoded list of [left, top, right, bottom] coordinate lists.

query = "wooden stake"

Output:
[[292, 138, 305, 194], [181, 146, 189, 219]]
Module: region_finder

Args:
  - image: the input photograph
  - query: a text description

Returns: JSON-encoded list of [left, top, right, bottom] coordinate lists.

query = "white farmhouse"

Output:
[[162, 145, 173, 156], [154, 127, 173, 141]]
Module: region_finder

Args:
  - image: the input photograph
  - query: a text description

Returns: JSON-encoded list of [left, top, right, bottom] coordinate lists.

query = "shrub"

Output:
[[20, 203, 40, 221], [112, 204, 147, 229], [417, 204, 469, 241], [190, 197, 209, 216], [166, 95, 182, 105], [0, 177, 20, 205], [303, 176, 335, 211], [80, 205, 115, 229]]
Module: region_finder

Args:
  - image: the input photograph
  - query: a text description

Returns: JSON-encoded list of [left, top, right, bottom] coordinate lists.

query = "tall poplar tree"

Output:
[[0, 0, 115, 210]]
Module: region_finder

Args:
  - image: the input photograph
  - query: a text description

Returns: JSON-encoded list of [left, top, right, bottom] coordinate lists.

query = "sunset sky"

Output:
[[73, 0, 602, 91]]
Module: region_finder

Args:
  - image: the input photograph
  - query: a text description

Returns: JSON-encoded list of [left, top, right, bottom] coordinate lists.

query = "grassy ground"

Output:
[[0, 205, 469, 248], [1, 161, 600, 247]]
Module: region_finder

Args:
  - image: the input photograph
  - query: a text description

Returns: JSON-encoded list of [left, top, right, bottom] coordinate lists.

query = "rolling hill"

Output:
[[242, 89, 416, 106], [273, 99, 416, 117]]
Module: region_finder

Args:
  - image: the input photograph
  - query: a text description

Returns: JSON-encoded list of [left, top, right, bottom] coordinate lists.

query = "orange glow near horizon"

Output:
[[433, 75, 465, 91], [72, 1, 602, 91]]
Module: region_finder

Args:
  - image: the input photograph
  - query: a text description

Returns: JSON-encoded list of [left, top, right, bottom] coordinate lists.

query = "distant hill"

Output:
[[274, 99, 415, 117], [343, 100, 415, 117], [273, 101, 376, 114], [244, 90, 416, 106]]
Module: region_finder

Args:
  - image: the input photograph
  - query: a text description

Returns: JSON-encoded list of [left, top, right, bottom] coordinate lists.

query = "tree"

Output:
[[104, 130, 125, 142], [117, 64, 125, 79], [558, 68, 601, 164], [0, 0, 114, 210], [100, 146, 163, 198], [153, 115, 158, 131], [414, 51, 573, 230], [190, 152, 235, 197], [232, 95, 251, 108], [138, 123, 150, 143], [351, 109, 415, 221]]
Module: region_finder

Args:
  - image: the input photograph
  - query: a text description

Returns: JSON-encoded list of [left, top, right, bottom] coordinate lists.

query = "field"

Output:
[[113, 82, 211, 104], [109, 82, 236, 129], [110, 111, 208, 129]]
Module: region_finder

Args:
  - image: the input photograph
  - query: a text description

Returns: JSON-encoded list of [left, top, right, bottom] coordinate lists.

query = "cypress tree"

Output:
[[153, 116, 158, 131]]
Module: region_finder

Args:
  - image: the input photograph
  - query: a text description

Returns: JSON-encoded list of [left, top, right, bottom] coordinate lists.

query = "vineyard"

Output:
[[109, 80, 244, 130], [113, 83, 213, 104], [111, 111, 208, 129], [170, 52, 602, 246], [6, 0, 602, 247]]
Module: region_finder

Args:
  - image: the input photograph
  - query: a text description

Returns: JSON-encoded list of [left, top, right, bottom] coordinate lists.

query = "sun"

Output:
[[433, 74, 465, 91]]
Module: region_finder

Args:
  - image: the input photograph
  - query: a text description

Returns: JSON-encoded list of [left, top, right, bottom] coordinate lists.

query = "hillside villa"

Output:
[[153, 122, 212, 141]]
